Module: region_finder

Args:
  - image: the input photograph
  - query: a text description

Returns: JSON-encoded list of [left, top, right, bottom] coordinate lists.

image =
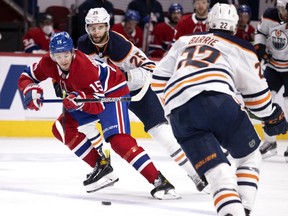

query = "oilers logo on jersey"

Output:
[[271, 29, 287, 50]]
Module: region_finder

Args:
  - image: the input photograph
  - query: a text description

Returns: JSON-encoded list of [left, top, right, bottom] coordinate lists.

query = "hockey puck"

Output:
[[101, 201, 111, 205]]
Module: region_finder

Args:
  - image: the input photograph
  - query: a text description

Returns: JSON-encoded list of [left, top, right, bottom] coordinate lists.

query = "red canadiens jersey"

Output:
[[235, 24, 255, 42], [174, 13, 207, 40], [149, 22, 176, 58], [18, 50, 129, 114], [22, 27, 59, 53], [111, 23, 143, 49]]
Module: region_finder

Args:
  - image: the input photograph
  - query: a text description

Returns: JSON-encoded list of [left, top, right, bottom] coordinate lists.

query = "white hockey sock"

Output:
[[148, 123, 198, 177], [234, 149, 261, 211], [78, 121, 104, 152], [205, 163, 246, 216]]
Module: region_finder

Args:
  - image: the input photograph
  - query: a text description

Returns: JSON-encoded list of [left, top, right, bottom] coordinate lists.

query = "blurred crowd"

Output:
[[4, 0, 273, 57]]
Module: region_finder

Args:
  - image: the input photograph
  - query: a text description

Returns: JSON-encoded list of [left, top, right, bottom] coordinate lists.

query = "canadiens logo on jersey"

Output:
[[271, 29, 287, 50]]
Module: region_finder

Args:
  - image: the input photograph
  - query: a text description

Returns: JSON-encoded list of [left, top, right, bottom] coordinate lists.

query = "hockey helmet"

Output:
[[125, 9, 141, 22], [85, 7, 110, 31], [207, 3, 239, 34], [238, 4, 252, 16], [49, 31, 74, 54], [278, 0, 288, 10], [168, 3, 183, 14]]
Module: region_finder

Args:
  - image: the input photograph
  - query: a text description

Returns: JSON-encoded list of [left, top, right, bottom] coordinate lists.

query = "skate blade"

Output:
[[153, 189, 181, 200], [86, 173, 119, 193], [201, 185, 210, 194], [261, 149, 277, 159]]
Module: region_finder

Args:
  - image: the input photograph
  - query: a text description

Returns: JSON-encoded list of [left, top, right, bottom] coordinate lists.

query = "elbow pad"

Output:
[[126, 68, 151, 91]]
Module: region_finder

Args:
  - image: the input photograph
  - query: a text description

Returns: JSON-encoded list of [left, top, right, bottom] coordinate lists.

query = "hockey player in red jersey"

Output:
[[111, 9, 143, 49], [254, 0, 288, 162], [174, 0, 209, 40], [148, 3, 183, 58], [235, 4, 255, 42], [152, 3, 288, 215], [17, 31, 180, 200]]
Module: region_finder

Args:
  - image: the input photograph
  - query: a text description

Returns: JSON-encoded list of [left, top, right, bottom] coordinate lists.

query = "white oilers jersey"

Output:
[[255, 8, 288, 72], [151, 31, 273, 119]]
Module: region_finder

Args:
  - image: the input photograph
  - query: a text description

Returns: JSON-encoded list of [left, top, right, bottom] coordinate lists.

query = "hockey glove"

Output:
[[254, 43, 271, 64], [63, 91, 85, 112], [52, 79, 63, 98], [262, 103, 288, 136], [23, 84, 43, 111]]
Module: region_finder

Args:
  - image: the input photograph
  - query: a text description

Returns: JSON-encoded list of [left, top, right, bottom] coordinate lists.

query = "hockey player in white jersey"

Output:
[[254, 0, 288, 161], [151, 3, 288, 216]]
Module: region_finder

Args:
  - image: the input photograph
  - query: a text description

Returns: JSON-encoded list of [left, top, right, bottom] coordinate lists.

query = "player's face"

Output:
[[52, 51, 74, 71], [87, 23, 109, 44], [170, 11, 182, 24], [278, 6, 288, 22], [194, 0, 209, 18], [238, 13, 250, 26], [124, 20, 138, 34]]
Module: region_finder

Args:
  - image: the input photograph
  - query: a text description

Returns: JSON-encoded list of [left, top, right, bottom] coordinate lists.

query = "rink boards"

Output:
[[0, 52, 287, 139]]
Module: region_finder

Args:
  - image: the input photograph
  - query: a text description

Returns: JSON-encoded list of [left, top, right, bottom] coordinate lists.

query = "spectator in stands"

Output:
[[77, 0, 115, 36], [127, 0, 164, 29], [148, 3, 183, 58], [235, 4, 255, 42], [22, 13, 59, 53], [174, 0, 209, 40], [111, 9, 143, 49]]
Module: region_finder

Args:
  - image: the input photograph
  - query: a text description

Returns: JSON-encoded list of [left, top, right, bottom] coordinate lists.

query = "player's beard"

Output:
[[197, 8, 208, 19], [92, 31, 109, 45]]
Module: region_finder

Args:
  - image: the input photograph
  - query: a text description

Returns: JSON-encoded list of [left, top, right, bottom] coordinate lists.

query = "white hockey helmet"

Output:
[[277, 0, 288, 21], [277, 0, 288, 8], [85, 7, 110, 33], [207, 3, 239, 34]]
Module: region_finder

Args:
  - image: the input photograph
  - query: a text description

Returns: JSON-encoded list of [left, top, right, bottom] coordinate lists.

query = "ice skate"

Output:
[[83, 152, 119, 193], [259, 141, 277, 159], [189, 174, 209, 193], [150, 173, 181, 200], [284, 147, 288, 163]]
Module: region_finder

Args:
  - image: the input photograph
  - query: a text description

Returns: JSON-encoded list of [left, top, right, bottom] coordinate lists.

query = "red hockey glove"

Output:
[[23, 84, 43, 111], [262, 103, 288, 136], [63, 91, 85, 112]]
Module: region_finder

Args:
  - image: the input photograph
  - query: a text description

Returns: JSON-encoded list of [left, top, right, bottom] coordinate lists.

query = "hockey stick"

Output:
[[61, 90, 66, 141], [42, 74, 151, 103]]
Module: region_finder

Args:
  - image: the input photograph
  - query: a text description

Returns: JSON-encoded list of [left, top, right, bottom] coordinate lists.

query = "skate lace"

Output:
[[154, 175, 169, 188], [88, 158, 108, 177], [154, 178, 162, 187]]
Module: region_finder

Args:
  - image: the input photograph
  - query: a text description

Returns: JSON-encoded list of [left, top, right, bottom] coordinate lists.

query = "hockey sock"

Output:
[[109, 134, 159, 183]]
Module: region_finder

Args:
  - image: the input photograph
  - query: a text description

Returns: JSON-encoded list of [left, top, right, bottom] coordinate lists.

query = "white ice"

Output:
[[0, 138, 287, 216]]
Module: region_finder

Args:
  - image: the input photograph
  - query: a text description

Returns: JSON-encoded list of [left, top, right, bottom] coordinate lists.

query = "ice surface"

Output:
[[0, 138, 287, 216]]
